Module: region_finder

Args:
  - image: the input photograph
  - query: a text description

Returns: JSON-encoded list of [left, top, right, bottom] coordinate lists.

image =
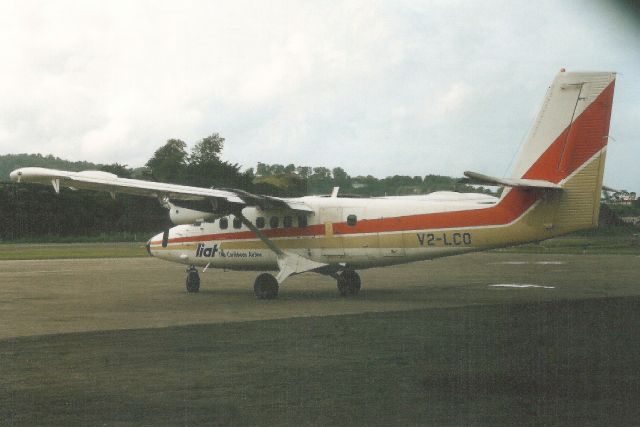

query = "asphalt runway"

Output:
[[3, 252, 640, 425], [2, 252, 639, 340]]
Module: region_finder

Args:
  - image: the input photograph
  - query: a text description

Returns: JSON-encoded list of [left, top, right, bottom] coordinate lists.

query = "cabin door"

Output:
[[319, 207, 345, 257]]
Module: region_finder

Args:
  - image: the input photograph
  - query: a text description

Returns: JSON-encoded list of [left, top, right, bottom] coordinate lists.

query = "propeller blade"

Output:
[[162, 229, 169, 248]]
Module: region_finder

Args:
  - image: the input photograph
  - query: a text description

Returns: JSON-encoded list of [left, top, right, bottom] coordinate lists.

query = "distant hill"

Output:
[[0, 154, 101, 182]]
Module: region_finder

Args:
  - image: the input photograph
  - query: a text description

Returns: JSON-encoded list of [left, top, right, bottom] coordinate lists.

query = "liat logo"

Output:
[[195, 243, 219, 258]]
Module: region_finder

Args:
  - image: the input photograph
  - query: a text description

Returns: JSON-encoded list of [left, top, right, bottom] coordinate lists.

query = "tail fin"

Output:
[[510, 70, 616, 232]]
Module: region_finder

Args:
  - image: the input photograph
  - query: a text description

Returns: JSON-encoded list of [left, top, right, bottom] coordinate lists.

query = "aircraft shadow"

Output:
[[194, 287, 428, 303]]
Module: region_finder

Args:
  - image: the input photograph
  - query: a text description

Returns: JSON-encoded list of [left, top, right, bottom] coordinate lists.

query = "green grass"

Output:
[[2, 227, 639, 261], [2, 297, 639, 425], [0, 242, 147, 260], [496, 232, 640, 255], [2, 231, 152, 244]]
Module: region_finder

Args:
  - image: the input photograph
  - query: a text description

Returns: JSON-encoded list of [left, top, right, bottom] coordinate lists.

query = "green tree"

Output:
[[190, 133, 224, 165], [270, 164, 286, 175], [145, 139, 188, 183], [185, 133, 248, 189], [332, 167, 350, 188], [100, 163, 132, 178], [312, 167, 331, 180], [296, 166, 312, 180], [256, 162, 270, 176]]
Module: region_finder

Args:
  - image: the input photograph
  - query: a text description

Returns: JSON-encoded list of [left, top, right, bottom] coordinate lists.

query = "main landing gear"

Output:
[[337, 269, 361, 297], [185, 265, 200, 293], [254, 273, 279, 299], [184, 266, 362, 299]]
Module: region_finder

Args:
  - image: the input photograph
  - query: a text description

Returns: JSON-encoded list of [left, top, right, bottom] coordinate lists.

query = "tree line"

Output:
[[0, 133, 494, 242], [253, 162, 492, 197]]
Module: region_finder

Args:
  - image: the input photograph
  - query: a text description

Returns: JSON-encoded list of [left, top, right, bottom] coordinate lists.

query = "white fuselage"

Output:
[[149, 192, 499, 270]]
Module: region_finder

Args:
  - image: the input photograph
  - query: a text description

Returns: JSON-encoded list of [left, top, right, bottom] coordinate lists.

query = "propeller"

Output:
[[157, 195, 173, 248], [162, 228, 170, 248]]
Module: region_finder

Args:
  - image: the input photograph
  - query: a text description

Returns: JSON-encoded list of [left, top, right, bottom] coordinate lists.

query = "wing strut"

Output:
[[51, 179, 60, 194], [235, 212, 327, 283], [236, 213, 284, 256]]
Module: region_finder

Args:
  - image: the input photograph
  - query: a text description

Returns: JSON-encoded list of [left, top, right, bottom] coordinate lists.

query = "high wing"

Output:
[[9, 167, 312, 214]]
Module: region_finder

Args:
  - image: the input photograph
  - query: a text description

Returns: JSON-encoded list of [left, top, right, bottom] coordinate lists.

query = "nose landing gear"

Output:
[[185, 266, 200, 293], [253, 273, 279, 299], [337, 269, 361, 296]]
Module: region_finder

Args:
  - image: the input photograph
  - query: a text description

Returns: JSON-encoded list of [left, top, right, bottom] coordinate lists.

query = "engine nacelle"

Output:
[[168, 203, 221, 225]]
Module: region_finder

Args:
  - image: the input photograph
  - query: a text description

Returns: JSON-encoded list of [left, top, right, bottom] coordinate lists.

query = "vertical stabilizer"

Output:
[[508, 70, 615, 232]]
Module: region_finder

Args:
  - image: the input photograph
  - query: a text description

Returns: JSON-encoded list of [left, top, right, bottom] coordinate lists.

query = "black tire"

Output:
[[254, 273, 279, 299], [337, 269, 361, 296], [186, 268, 200, 293]]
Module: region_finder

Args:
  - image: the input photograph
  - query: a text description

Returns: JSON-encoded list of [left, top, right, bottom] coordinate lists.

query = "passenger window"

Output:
[[270, 216, 279, 229], [347, 214, 357, 226], [298, 215, 308, 228], [219, 217, 228, 229], [283, 216, 293, 228], [233, 217, 242, 229], [256, 217, 265, 229]]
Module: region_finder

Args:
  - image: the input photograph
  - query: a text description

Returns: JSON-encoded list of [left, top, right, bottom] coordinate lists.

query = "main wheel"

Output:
[[337, 269, 361, 296], [185, 267, 200, 293], [254, 273, 279, 299]]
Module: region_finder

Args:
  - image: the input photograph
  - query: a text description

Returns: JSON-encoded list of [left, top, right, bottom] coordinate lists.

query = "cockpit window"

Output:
[[347, 214, 357, 226]]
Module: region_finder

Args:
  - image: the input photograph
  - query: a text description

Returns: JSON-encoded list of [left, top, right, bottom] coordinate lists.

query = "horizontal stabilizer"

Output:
[[463, 171, 562, 190], [602, 185, 621, 193]]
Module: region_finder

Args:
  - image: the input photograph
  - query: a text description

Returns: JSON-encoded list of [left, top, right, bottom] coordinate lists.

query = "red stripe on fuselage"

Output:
[[333, 189, 537, 235]]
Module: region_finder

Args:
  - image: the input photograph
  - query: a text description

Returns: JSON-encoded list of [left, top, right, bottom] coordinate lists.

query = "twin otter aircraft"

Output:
[[11, 70, 616, 299]]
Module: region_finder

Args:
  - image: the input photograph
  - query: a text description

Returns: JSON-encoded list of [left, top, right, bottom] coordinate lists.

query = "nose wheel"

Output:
[[254, 273, 279, 299], [185, 266, 200, 293], [337, 269, 361, 296]]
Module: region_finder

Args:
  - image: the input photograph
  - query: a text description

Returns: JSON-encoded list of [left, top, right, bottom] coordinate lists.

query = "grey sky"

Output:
[[0, 0, 638, 191]]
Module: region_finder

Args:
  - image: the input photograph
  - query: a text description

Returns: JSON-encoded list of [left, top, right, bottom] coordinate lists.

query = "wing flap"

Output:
[[221, 188, 313, 212]]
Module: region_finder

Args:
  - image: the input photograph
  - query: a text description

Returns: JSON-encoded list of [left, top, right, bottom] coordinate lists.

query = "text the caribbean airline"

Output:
[[10, 70, 616, 299]]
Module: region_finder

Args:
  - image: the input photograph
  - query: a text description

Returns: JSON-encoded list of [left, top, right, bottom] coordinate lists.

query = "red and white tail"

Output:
[[511, 70, 615, 183], [510, 70, 616, 231]]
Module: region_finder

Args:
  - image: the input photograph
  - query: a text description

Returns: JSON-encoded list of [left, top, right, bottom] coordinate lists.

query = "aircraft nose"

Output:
[[146, 232, 164, 257]]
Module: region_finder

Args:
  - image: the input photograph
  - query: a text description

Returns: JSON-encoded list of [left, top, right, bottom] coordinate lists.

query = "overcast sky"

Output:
[[1, 0, 638, 191]]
